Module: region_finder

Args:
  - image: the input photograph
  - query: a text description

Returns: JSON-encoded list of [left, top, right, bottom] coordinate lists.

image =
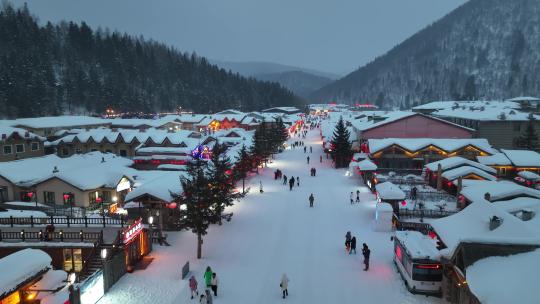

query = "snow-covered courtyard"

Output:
[[98, 130, 441, 304]]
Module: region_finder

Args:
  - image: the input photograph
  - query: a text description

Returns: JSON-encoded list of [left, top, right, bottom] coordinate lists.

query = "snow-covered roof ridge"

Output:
[[476, 153, 512, 166], [461, 180, 540, 203], [441, 166, 497, 181], [425, 156, 497, 174], [350, 159, 377, 171], [0, 249, 52, 297], [368, 138, 496, 155], [518, 171, 540, 181], [431, 100, 538, 121]]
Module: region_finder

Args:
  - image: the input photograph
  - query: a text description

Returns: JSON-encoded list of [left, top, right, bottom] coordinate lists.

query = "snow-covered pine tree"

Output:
[[330, 116, 352, 168], [234, 145, 252, 193], [208, 143, 245, 225]]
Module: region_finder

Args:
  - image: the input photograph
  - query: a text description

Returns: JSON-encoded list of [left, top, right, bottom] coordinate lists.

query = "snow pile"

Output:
[[31, 269, 67, 291], [466, 249, 540, 304], [425, 156, 496, 174], [0, 209, 47, 218], [376, 182, 406, 200], [368, 138, 496, 155], [0, 249, 52, 297]]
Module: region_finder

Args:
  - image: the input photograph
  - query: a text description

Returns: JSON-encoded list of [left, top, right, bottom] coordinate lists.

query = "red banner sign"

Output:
[[123, 218, 143, 244]]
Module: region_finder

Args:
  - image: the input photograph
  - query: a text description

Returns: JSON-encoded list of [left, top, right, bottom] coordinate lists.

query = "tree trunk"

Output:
[[242, 178, 245, 194], [197, 232, 202, 259]]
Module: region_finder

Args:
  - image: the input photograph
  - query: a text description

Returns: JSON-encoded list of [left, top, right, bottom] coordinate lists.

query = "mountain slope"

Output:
[[211, 60, 339, 80], [312, 0, 540, 108], [255, 71, 333, 98], [0, 4, 303, 118]]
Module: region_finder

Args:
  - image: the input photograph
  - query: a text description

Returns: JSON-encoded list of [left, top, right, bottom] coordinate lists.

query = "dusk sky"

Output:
[[15, 0, 467, 75]]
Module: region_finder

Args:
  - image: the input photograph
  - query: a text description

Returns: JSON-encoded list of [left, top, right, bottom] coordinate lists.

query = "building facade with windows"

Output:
[[0, 127, 46, 162]]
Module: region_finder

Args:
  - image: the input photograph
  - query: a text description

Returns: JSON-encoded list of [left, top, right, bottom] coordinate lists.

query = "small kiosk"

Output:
[[373, 202, 393, 232], [375, 182, 406, 215]]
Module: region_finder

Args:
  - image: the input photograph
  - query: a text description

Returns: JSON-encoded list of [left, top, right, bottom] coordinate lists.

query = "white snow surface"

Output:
[[0, 249, 51, 296], [466, 249, 540, 304], [0, 209, 47, 218], [98, 129, 439, 304], [375, 182, 406, 200], [425, 156, 496, 174], [441, 166, 497, 181], [518, 170, 540, 181], [394, 231, 440, 260], [500, 149, 540, 167]]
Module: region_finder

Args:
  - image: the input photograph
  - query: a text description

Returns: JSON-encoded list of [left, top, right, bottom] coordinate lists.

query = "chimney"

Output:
[[484, 192, 491, 202], [489, 216, 502, 231], [522, 209, 534, 221], [52, 166, 59, 174]]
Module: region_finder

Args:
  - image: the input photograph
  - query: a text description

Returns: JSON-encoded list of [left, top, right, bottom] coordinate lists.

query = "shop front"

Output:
[[122, 219, 151, 269]]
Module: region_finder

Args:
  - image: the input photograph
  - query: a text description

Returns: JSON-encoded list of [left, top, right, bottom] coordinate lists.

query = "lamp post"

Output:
[[148, 215, 154, 244]]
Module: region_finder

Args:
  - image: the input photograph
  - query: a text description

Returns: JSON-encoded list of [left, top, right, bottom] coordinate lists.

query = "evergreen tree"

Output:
[[330, 116, 352, 168], [250, 121, 270, 168], [208, 143, 245, 224], [234, 145, 252, 193], [174, 158, 214, 259], [273, 117, 289, 149], [517, 116, 539, 150]]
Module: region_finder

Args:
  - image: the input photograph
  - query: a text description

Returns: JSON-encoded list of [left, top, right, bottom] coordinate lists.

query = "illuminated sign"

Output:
[[191, 145, 211, 160], [123, 219, 143, 244]]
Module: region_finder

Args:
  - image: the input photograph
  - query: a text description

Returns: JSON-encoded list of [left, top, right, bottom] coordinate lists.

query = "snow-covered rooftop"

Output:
[[425, 156, 497, 174], [350, 159, 377, 171], [500, 149, 540, 167], [441, 166, 497, 181], [375, 182, 406, 200], [476, 153, 512, 166], [466, 248, 540, 304], [368, 138, 496, 154], [0, 126, 45, 141], [0, 249, 52, 297], [125, 171, 188, 203], [460, 180, 540, 203], [431, 100, 538, 121], [11, 116, 108, 129], [0, 152, 132, 189], [518, 171, 540, 181], [395, 231, 440, 260]]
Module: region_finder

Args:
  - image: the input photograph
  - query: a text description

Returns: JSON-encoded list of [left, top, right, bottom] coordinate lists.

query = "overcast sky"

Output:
[[14, 0, 467, 75]]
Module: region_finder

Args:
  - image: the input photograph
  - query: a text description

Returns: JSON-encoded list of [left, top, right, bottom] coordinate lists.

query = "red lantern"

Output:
[[447, 181, 453, 187], [168, 202, 177, 209], [63, 194, 70, 200], [401, 200, 407, 206], [27, 192, 34, 198], [96, 197, 102, 203], [428, 231, 437, 239]]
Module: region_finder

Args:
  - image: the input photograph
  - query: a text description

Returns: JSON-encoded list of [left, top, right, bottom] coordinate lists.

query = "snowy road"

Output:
[[98, 129, 442, 304]]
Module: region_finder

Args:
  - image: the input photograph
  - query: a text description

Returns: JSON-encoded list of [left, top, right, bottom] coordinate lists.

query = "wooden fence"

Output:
[[398, 208, 458, 219]]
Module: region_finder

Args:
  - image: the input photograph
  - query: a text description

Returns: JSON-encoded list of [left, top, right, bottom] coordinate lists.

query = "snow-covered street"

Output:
[[98, 130, 441, 304]]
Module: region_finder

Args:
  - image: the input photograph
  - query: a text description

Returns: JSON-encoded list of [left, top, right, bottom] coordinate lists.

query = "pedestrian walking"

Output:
[[296, 176, 300, 187], [283, 175, 287, 185], [350, 236, 357, 254], [307, 156, 310, 164], [205, 289, 213, 304], [280, 273, 289, 299], [309, 193, 314, 207], [189, 275, 199, 299], [289, 177, 295, 191], [411, 186, 418, 200], [204, 266, 213, 288], [211, 273, 218, 297], [304, 146, 307, 153], [350, 192, 354, 204], [310, 146, 313, 153], [313, 168, 316, 176], [345, 231, 352, 253], [260, 181, 264, 193], [362, 243, 371, 271], [356, 190, 360, 203], [320, 155, 322, 163]]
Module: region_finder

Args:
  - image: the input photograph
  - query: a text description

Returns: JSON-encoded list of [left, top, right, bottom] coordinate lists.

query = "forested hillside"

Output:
[[0, 4, 303, 118], [312, 0, 540, 109]]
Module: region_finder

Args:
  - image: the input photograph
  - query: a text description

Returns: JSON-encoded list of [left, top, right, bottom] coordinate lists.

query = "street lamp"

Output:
[[148, 216, 154, 244], [68, 272, 76, 285], [100, 248, 108, 260]]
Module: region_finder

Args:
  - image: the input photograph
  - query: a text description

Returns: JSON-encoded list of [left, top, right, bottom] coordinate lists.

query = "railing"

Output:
[[398, 208, 458, 219], [0, 229, 103, 243], [403, 190, 455, 202], [0, 216, 125, 228], [395, 220, 433, 235]]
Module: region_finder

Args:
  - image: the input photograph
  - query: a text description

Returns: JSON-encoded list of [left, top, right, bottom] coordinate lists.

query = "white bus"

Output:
[[394, 231, 443, 296]]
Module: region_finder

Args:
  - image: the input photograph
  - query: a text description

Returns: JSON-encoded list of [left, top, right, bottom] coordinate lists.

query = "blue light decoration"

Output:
[[191, 145, 211, 160]]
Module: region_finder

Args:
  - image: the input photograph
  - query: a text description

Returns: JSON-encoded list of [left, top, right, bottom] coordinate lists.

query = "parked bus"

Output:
[[394, 231, 443, 296]]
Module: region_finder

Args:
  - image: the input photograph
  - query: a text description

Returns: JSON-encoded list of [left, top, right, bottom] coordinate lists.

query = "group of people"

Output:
[[283, 175, 299, 190], [274, 169, 284, 180], [345, 232, 371, 271], [349, 190, 361, 204], [189, 266, 219, 303], [303, 146, 313, 153], [309, 167, 317, 176], [290, 141, 305, 148]]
